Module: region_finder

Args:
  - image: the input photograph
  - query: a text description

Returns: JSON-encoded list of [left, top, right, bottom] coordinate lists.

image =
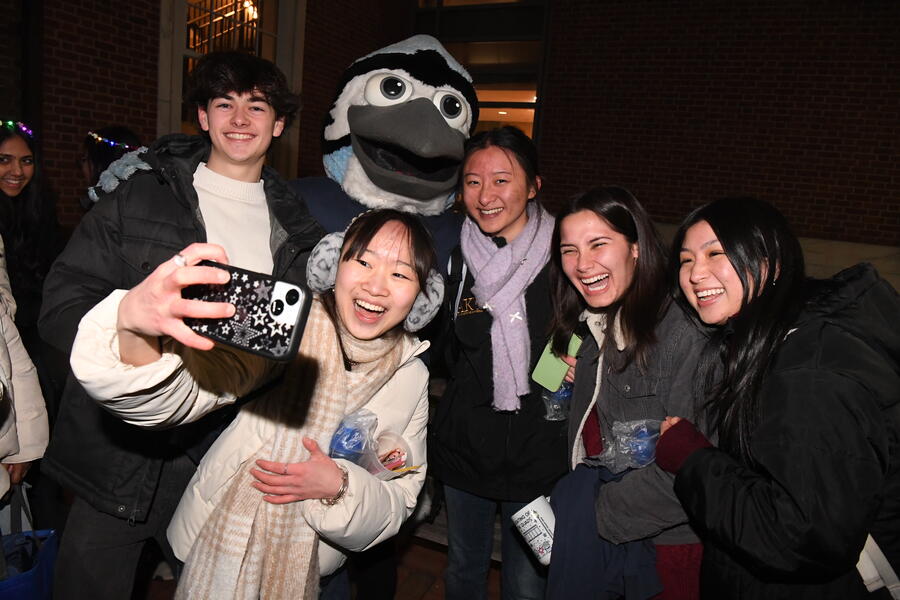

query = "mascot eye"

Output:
[[440, 95, 462, 118], [433, 91, 468, 128], [364, 73, 413, 106], [381, 77, 406, 99]]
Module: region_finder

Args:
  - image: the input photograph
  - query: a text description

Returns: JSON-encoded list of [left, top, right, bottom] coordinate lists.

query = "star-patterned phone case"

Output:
[[181, 260, 311, 362]]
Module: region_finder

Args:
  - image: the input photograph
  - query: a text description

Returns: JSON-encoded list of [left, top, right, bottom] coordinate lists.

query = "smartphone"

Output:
[[181, 260, 312, 362], [531, 334, 582, 392]]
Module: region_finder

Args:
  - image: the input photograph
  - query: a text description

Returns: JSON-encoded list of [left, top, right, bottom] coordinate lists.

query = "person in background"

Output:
[[0, 121, 63, 533], [38, 51, 322, 599], [0, 121, 59, 360], [656, 196, 900, 599], [79, 126, 143, 209], [545, 187, 707, 599], [429, 125, 568, 600]]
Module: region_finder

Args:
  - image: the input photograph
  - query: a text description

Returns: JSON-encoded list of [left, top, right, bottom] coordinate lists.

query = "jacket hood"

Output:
[[799, 263, 900, 403]]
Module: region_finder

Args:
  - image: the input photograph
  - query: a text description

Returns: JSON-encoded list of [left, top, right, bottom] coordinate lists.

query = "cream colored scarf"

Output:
[[176, 298, 403, 599]]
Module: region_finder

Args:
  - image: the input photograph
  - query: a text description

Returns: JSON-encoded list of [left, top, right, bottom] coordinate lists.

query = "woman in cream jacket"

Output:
[[71, 291, 429, 574], [69, 209, 443, 598], [0, 236, 48, 498]]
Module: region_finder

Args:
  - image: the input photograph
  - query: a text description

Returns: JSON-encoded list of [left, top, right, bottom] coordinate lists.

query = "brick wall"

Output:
[[0, 0, 23, 120], [297, 0, 415, 178], [539, 1, 900, 245], [42, 0, 159, 229]]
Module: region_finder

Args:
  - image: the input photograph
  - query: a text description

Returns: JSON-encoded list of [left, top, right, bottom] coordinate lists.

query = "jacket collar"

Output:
[[145, 135, 323, 267], [399, 335, 431, 366], [581, 308, 626, 353]]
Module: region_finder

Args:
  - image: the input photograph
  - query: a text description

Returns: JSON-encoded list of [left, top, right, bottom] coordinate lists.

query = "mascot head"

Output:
[[322, 35, 479, 216]]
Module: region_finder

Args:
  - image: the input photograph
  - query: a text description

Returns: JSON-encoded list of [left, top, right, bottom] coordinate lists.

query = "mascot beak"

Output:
[[348, 98, 466, 200]]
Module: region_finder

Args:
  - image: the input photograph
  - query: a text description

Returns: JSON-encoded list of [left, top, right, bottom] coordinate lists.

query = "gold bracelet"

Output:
[[320, 464, 349, 506]]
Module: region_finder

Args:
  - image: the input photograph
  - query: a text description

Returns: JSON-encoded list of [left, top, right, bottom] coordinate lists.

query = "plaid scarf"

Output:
[[176, 298, 402, 599]]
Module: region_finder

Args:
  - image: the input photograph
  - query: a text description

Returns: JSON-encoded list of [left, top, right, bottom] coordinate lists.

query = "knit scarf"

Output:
[[460, 202, 554, 411], [176, 298, 402, 600]]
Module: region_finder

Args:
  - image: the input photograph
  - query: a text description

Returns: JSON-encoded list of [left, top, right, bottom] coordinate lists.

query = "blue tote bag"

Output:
[[0, 485, 58, 600]]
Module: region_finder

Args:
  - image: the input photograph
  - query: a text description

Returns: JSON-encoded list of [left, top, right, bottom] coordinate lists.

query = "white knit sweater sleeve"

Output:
[[71, 290, 272, 428]]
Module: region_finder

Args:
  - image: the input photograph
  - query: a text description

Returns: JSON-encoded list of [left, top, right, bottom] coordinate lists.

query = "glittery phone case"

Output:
[[181, 260, 311, 361]]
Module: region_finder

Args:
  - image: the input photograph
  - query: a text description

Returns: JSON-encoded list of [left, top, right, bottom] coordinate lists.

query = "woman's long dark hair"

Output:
[[549, 186, 668, 370], [0, 126, 57, 321], [672, 197, 806, 463]]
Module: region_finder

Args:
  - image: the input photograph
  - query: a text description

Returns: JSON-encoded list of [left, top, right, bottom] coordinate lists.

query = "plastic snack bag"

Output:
[[329, 409, 378, 464], [592, 419, 661, 473], [329, 410, 419, 480]]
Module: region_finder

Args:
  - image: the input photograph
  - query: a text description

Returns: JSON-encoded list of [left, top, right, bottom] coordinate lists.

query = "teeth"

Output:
[[226, 133, 253, 140], [356, 299, 385, 313], [581, 274, 609, 285], [480, 207, 502, 215], [696, 288, 724, 299]]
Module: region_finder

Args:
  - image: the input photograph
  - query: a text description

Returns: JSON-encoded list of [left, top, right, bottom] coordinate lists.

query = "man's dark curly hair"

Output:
[[186, 51, 301, 129]]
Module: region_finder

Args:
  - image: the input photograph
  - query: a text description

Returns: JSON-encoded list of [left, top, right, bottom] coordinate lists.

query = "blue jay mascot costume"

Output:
[[290, 34, 479, 268], [292, 35, 478, 599]]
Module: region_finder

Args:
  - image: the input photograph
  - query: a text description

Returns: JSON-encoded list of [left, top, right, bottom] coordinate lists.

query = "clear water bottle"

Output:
[[541, 380, 572, 421]]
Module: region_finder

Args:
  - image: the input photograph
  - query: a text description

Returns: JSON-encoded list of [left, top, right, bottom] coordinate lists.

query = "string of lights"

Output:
[[2, 120, 34, 137], [87, 130, 137, 151]]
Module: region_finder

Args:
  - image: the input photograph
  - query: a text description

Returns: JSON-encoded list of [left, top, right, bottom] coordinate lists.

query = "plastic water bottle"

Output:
[[541, 381, 573, 421]]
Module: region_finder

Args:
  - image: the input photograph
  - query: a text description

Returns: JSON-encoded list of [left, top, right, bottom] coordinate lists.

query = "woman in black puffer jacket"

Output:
[[657, 197, 900, 600]]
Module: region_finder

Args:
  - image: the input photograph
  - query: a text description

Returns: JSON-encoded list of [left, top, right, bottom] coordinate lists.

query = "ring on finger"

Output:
[[172, 253, 187, 268]]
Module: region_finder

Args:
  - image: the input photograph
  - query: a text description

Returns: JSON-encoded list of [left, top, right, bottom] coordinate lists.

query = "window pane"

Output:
[[180, 1, 278, 133]]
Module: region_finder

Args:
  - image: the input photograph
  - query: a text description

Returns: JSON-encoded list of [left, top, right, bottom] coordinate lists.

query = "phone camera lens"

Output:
[[271, 299, 284, 316], [285, 289, 300, 305]]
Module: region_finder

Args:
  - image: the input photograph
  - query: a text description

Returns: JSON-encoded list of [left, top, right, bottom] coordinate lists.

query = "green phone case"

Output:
[[531, 334, 582, 392]]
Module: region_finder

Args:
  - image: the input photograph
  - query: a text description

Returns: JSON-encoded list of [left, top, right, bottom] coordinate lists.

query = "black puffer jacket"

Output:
[[429, 252, 568, 501], [38, 134, 323, 522], [675, 264, 900, 599]]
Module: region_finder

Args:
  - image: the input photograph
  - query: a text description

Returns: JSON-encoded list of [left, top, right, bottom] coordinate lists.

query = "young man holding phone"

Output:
[[39, 51, 323, 599]]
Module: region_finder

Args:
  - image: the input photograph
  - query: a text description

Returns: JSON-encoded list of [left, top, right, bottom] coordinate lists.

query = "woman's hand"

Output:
[[660, 416, 683, 436], [4, 462, 31, 485], [251, 438, 345, 505], [116, 243, 235, 365], [561, 353, 577, 383]]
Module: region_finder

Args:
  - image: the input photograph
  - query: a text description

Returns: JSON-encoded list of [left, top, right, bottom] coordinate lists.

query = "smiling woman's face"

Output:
[[559, 210, 638, 309], [461, 145, 537, 242], [334, 220, 421, 340], [678, 220, 745, 325], [0, 135, 35, 197]]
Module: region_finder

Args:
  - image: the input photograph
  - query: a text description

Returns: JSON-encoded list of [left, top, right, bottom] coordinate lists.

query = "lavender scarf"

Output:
[[461, 202, 555, 411]]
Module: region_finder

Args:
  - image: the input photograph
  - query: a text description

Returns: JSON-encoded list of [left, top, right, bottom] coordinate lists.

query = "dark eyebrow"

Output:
[[680, 238, 720, 252], [360, 248, 413, 270]]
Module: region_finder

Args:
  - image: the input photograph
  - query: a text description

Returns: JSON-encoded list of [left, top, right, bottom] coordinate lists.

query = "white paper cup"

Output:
[[512, 495, 555, 565]]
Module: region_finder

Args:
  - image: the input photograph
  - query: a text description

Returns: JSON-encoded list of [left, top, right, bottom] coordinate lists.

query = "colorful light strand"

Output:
[[87, 130, 137, 151], [2, 120, 34, 137]]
